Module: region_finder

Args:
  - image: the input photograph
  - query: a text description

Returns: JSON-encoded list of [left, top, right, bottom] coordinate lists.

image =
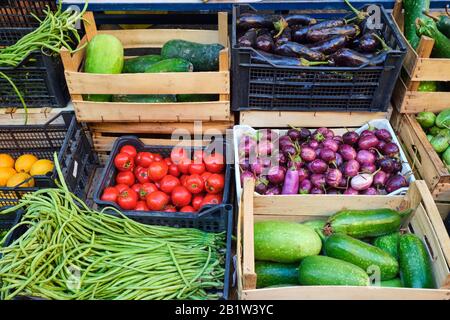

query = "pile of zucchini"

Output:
[[254, 208, 437, 289], [416, 109, 450, 171]]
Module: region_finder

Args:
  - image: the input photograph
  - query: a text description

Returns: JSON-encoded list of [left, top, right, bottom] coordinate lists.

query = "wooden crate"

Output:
[[237, 179, 450, 300], [391, 0, 450, 113], [437, 202, 450, 219], [0, 104, 73, 125], [60, 11, 231, 123], [394, 112, 450, 204]]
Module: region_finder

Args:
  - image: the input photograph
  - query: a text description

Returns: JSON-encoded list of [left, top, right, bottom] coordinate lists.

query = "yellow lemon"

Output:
[[0, 154, 15, 168], [0, 167, 17, 187], [30, 159, 54, 176], [7, 172, 34, 188], [15, 154, 38, 173]]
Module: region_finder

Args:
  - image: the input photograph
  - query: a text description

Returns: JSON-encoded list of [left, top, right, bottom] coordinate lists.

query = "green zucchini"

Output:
[[418, 81, 438, 93], [122, 55, 162, 73], [442, 147, 450, 167], [176, 94, 219, 102], [112, 94, 176, 103], [399, 233, 436, 288], [255, 261, 299, 288], [324, 234, 399, 280], [426, 134, 434, 142], [417, 18, 450, 58], [416, 111, 436, 129], [302, 219, 327, 242], [145, 58, 193, 73], [373, 278, 403, 287], [429, 126, 443, 136], [298, 255, 370, 286], [436, 109, 450, 129], [403, 0, 430, 49], [424, 10, 450, 38], [324, 208, 411, 239], [430, 134, 449, 153], [373, 232, 401, 260], [161, 39, 224, 71]]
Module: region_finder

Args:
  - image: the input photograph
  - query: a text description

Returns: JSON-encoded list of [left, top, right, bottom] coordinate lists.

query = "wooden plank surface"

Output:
[[0, 105, 73, 125], [242, 179, 257, 290], [412, 58, 450, 81]]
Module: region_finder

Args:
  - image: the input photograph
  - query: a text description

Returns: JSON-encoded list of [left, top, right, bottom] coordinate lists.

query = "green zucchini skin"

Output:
[[302, 219, 327, 242], [324, 208, 410, 238], [378, 278, 404, 287], [403, 0, 430, 49], [417, 19, 450, 58], [298, 255, 370, 286], [161, 39, 224, 71], [145, 58, 193, 73], [176, 94, 219, 102], [112, 94, 176, 103], [373, 232, 401, 260], [255, 261, 299, 288], [399, 234, 436, 289], [324, 234, 399, 281], [122, 55, 162, 73]]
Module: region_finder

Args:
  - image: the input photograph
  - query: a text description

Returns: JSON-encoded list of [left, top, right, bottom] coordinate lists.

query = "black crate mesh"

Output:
[[0, 0, 55, 28]]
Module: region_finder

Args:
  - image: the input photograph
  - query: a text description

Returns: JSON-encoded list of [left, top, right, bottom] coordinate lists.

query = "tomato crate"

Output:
[[93, 136, 232, 223], [61, 11, 231, 123], [391, 1, 450, 113], [0, 111, 98, 208], [237, 179, 450, 300]]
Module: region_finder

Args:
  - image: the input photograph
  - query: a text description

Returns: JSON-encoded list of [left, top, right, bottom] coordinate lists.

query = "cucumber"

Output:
[[416, 111, 436, 129], [161, 39, 224, 71], [372, 278, 403, 288], [426, 134, 434, 142], [399, 233, 436, 288], [122, 55, 162, 73], [254, 220, 322, 263], [145, 58, 193, 73], [430, 134, 449, 153], [417, 81, 438, 93], [436, 109, 450, 129], [403, 0, 430, 49], [302, 219, 326, 242], [84, 34, 124, 102], [298, 255, 369, 286], [324, 234, 399, 280], [255, 261, 299, 288], [442, 147, 450, 166], [417, 18, 450, 58], [112, 94, 176, 103], [324, 208, 411, 239], [373, 232, 401, 260], [428, 126, 443, 136], [176, 94, 219, 102]]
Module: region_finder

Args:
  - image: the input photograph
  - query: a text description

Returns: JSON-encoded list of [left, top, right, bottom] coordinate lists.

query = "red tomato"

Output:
[[101, 187, 119, 203], [192, 194, 204, 211], [205, 173, 225, 194], [204, 153, 224, 173], [159, 175, 181, 194], [201, 194, 222, 208], [146, 191, 170, 211], [170, 147, 189, 164], [155, 181, 161, 189], [131, 183, 142, 195], [120, 145, 137, 159], [153, 154, 163, 162], [189, 163, 206, 175], [148, 161, 168, 182], [193, 150, 204, 164], [134, 166, 150, 184], [135, 201, 149, 211], [117, 188, 138, 210], [180, 205, 195, 213], [169, 164, 180, 177], [164, 158, 173, 166], [136, 152, 154, 168], [141, 182, 158, 199], [116, 171, 135, 186], [164, 205, 177, 213], [114, 152, 134, 172], [180, 175, 189, 187], [171, 186, 192, 208], [178, 158, 191, 175], [115, 184, 129, 194], [185, 174, 204, 194], [201, 172, 212, 183]]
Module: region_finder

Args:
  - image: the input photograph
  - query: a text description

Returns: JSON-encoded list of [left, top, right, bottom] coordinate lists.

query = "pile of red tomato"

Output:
[[100, 144, 226, 212]]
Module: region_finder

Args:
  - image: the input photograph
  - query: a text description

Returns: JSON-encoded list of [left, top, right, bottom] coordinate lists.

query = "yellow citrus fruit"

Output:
[[0, 167, 17, 187], [7, 172, 34, 188], [0, 154, 15, 169], [15, 154, 38, 173], [30, 159, 54, 176]]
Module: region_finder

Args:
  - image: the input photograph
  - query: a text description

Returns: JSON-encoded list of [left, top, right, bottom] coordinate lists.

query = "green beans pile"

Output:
[[0, 154, 226, 300]]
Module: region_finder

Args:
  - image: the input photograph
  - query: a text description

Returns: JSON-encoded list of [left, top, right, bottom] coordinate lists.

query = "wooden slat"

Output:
[[242, 179, 257, 290], [436, 202, 450, 219], [408, 36, 435, 91], [239, 111, 389, 128], [73, 100, 231, 122], [433, 184, 450, 203], [66, 71, 230, 95], [412, 58, 450, 81], [218, 12, 228, 47], [83, 12, 97, 41], [401, 91, 450, 113], [0, 105, 73, 125]]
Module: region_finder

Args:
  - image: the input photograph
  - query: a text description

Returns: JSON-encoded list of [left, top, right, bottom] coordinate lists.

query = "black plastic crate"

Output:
[[94, 136, 232, 221], [232, 5, 407, 112], [0, 51, 70, 108], [0, 111, 98, 207], [0, 210, 21, 246]]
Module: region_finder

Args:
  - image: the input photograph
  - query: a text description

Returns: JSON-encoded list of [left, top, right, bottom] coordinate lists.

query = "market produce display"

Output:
[[0, 156, 227, 300], [253, 208, 436, 289], [416, 109, 450, 171], [100, 144, 225, 212], [236, 0, 393, 67]]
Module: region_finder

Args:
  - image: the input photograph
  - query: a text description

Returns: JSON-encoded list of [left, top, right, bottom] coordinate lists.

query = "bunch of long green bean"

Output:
[[0, 154, 226, 300], [0, 2, 87, 123]]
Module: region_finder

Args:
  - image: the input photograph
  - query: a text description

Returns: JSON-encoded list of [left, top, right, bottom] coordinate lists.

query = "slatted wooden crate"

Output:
[[0, 104, 73, 125], [60, 11, 231, 123], [237, 179, 450, 300], [391, 0, 450, 113]]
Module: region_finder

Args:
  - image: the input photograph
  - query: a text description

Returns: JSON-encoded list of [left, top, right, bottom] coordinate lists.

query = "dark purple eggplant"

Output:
[[308, 35, 348, 55], [292, 19, 346, 43], [256, 33, 275, 52], [353, 32, 381, 53], [237, 14, 278, 30], [285, 14, 317, 26], [330, 48, 387, 67], [275, 27, 292, 45], [306, 25, 360, 43], [238, 28, 257, 48], [274, 41, 326, 61]]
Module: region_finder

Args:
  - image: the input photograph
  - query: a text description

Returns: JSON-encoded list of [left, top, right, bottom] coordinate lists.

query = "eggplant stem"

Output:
[[372, 33, 391, 52], [343, 0, 368, 21], [423, 11, 439, 22], [344, 16, 359, 24], [300, 58, 330, 66], [273, 17, 288, 38]]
